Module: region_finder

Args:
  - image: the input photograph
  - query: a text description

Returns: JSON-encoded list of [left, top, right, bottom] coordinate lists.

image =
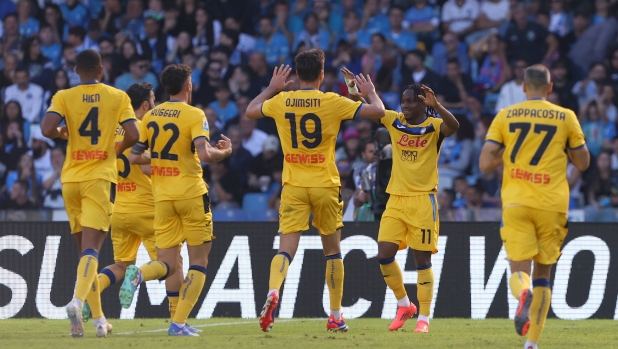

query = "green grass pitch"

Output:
[[1, 318, 615, 348]]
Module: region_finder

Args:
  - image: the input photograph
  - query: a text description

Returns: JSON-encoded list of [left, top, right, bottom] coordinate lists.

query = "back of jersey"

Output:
[[260, 89, 363, 187], [486, 99, 585, 213], [138, 100, 209, 201], [47, 83, 135, 184]]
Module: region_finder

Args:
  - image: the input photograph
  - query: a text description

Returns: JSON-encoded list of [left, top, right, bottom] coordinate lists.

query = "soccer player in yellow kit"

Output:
[[480, 65, 590, 349], [245, 49, 386, 332], [40, 49, 139, 338], [127, 64, 232, 337]]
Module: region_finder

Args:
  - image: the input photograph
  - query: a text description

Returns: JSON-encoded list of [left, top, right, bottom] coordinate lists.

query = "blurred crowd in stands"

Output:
[[1, 0, 618, 221]]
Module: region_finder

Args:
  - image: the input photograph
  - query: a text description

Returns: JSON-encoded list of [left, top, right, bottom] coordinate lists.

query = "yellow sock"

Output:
[[528, 279, 551, 343], [74, 249, 99, 301], [98, 268, 114, 292], [417, 265, 434, 317], [139, 261, 169, 282], [167, 291, 179, 320], [509, 271, 531, 299], [172, 266, 206, 324], [86, 276, 104, 318], [325, 254, 344, 312], [268, 252, 291, 292], [379, 257, 407, 300]]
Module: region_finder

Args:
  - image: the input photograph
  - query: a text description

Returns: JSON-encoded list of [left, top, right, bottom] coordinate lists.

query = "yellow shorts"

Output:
[[378, 194, 439, 253], [279, 185, 343, 236], [63, 179, 115, 234], [500, 205, 568, 264], [111, 211, 157, 262], [154, 194, 213, 249]]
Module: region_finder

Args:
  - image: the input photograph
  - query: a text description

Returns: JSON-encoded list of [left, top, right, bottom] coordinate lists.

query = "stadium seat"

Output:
[[212, 209, 246, 222], [242, 193, 270, 212]]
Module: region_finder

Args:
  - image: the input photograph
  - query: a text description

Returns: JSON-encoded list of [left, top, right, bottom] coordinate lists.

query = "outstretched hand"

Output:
[[352, 73, 376, 98], [217, 134, 232, 152], [417, 85, 439, 108], [341, 67, 355, 87], [268, 64, 294, 92]]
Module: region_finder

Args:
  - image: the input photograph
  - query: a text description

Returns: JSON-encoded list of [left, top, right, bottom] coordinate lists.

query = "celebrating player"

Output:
[[479, 65, 589, 349], [40, 49, 139, 338], [127, 64, 232, 336], [245, 49, 386, 332]]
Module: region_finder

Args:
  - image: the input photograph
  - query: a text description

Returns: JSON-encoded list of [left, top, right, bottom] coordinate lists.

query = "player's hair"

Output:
[[75, 49, 102, 74], [126, 82, 153, 111], [401, 84, 438, 117], [294, 49, 325, 82], [524, 64, 551, 90], [160, 64, 192, 96]]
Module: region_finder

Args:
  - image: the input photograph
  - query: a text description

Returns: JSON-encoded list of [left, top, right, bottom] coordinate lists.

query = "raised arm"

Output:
[[128, 142, 152, 165], [194, 135, 232, 164], [246, 64, 294, 120], [417, 85, 459, 136], [351, 73, 386, 121]]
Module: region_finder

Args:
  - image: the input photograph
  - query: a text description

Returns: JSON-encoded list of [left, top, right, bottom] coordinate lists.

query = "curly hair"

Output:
[[401, 84, 438, 117], [160, 64, 192, 96]]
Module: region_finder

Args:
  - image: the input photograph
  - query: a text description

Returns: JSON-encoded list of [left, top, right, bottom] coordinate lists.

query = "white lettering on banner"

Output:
[[321, 236, 378, 319], [274, 236, 323, 318], [553, 236, 609, 320], [36, 236, 66, 319], [381, 237, 447, 319], [120, 244, 191, 319], [0, 235, 33, 319], [469, 236, 518, 320], [198, 236, 256, 319]]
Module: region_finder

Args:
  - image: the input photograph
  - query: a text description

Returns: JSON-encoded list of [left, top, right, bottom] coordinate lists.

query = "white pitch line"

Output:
[[115, 318, 325, 335]]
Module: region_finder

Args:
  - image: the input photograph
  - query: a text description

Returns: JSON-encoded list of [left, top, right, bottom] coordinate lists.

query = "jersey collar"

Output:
[[79, 81, 100, 85], [168, 99, 184, 102], [528, 98, 544, 100], [299, 87, 316, 90]]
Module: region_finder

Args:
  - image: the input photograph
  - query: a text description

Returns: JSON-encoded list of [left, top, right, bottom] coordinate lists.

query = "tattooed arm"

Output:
[[479, 141, 505, 173], [194, 135, 232, 164]]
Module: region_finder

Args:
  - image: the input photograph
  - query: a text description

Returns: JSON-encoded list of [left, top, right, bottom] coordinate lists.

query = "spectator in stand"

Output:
[[161, 6, 182, 38], [550, 59, 578, 112], [39, 23, 62, 69], [240, 114, 268, 157], [571, 62, 606, 108], [471, 32, 510, 93], [431, 31, 471, 76], [16, 0, 39, 38], [81, 22, 102, 52], [3, 13, 21, 53], [313, 0, 343, 36], [611, 137, 618, 170], [361, 33, 387, 79], [580, 99, 606, 156], [248, 51, 270, 89], [226, 125, 254, 188], [42, 146, 65, 209], [559, 10, 589, 57], [0, 53, 17, 90], [208, 84, 237, 127], [399, 49, 440, 90], [548, 0, 573, 37], [248, 135, 284, 193], [44, 4, 68, 44], [222, 15, 255, 54], [441, 0, 480, 39], [117, 39, 138, 74], [60, 43, 79, 86], [219, 29, 245, 66], [386, 6, 417, 54], [0, 0, 16, 21], [166, 31, 193, 64], [320, 66, 347, 95], [60, 0, 89, 29], [465, 91, 484, 125], [438, 115, 474, 185], [465, 182, 497, 209], [438, 188, 456, 211], [330, 40, 362, 80], [195, 59, 223, 105], [585, 150, 618, 221], [495, 59, 527, 111], [210, 45, 235, 81], [5, 152, 41, 202], [2, 121, 28, 171], [405, 0, 440, 48], [361, 0, 389, 35], [593, 0, 610, 24], [42, 69, 68, 112], [474, 0, 509, 35], [0, 179, 37, 209], [273, 0, 303, 45], [334, 11, 370, 52], [31, 127, 54, 179], [599, 84, 617, 123], [193, 7, 221, 55], [204, 106, 221, 136], [435, 59, 473, 109], [1, 100, 30, 143], [335, 127, 363, 168], [502, 3, 558, 66], [114, 55, 159, 92], [21, 37, 54, 89], [3, 67, 43, 124], [293, 12, 331, 51], [139, 17, 169, 74], [122, 0, 145, 42], [255, 15, 290, 69], [206, 157, 243, 209], [66, 26, 88, 54], [229, 66, 260, 99]]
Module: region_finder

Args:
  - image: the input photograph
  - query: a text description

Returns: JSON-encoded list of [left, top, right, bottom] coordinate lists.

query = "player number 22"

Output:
[[509, 122, 557, 165], [147, 122, 180, 160], [285, 112, 322, 149]]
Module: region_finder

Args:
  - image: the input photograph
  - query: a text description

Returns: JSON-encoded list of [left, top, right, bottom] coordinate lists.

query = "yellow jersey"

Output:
[[114, 120, 154, 213], [486, 99, 585, 213], [382, 110, 444, 196], [138, 100, 209, 202], [46, 82, 135, 184], [261, 88, 363, 187]]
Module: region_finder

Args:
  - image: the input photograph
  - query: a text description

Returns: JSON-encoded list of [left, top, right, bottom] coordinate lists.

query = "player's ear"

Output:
[[547, 82, 553, 94], [522, 83, 527, 93], [319, 70, 324, 81]]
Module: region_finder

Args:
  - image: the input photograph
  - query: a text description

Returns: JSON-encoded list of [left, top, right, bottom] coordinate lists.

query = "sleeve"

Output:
[[566, 111, 586, 149], [260, 93, 283, 120], [380, 110, 399, 130], [46, 91, 66, 119], [485, 111, 505, 146], [114, 125, 124, 143], [118, 93, 136, 125], [334, 94, 363, 121], [191, 111, 210, 142]]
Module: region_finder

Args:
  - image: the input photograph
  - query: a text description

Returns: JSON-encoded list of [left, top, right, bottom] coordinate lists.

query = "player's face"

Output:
[[147, 91, 155, 110], [400, 89, 424, 119]]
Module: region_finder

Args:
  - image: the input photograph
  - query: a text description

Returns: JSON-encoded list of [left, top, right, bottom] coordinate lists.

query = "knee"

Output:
[[377, 253, 396, 264], [116, 261, 133, 272]]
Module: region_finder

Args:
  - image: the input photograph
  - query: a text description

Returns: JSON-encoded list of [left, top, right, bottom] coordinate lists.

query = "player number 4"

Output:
[[78, 107, 101, 145]]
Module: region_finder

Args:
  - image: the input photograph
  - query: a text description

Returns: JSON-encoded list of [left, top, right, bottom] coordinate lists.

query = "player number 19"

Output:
[[284, 112, 323, 149]]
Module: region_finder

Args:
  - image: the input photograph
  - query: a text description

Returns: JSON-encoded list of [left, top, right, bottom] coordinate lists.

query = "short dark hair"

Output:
[[126, 82, 153, 110], [447, 57, 460, 66], [14, 67, 29, 76], [344, 11, 360, 20], [39, 22, 51, 31], [14, 179, 30, 192], [406, 49, 425, 62], [211, 45, 231, 58], [294, 49, 324, 82], [324, 66, 337, 76], [221, 28, 239, 48], [361, 140, 375, 153], [130, 54, 147, 66], [389, 6, 405, 15], [160, 64, 192, 95], [76, 49, 102, 73], [68, 26, 86, 41], [259, 15, 273, 23], [98, 37, 113, 46], [3, 13, 17, 22], [87, 19, 101, 32], [524, 64, 551, 90]]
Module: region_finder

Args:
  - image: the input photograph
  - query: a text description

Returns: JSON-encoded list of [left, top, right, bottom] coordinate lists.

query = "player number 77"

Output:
[[508, 122, 557, 165]]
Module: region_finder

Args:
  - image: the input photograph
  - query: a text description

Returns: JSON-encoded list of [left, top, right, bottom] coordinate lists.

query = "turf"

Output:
[[1, 318, 615, 349]]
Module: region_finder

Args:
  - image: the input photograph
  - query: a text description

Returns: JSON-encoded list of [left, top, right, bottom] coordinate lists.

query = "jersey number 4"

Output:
[[147, 122, 180, 160], [509, 122, 557, 165], [79, 107, 101, 145], [285, 112, 322, 149]]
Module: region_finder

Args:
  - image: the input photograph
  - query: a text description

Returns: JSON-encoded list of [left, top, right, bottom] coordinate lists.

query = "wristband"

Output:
[[347, 80, 359, 95]]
